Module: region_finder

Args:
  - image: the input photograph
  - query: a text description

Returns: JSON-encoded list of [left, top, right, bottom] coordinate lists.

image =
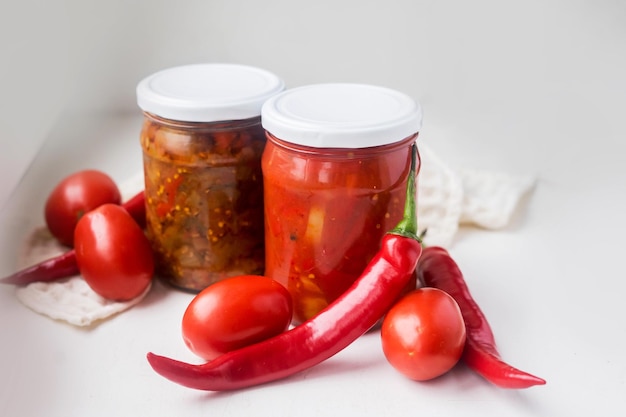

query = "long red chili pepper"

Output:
[[417, 246, 546, 389], [0, 191, 146, 286], [146, 143, 423, 391]]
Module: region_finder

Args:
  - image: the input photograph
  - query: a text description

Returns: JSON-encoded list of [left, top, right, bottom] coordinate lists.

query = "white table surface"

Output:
[[1, 103, 625, 416], [1, 1, 626, 416]]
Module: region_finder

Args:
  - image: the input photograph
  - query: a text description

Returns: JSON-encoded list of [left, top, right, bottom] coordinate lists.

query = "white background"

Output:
[[1, 1, 625, 416]]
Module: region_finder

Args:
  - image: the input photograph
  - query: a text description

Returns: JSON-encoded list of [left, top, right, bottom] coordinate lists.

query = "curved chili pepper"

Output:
[[417, 246, 546, 389], [0, 249, 80, 285], [1, 191, 147, 286], [146, 143, 423, 391]]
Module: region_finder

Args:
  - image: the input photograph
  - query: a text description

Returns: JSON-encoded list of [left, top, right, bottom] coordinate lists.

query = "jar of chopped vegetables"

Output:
[[137, 64, 285, 291], [261, 83, 423, 323]]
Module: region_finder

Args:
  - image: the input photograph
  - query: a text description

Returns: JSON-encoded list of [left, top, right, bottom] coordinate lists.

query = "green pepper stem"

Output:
[[389, 143, 420, 241]]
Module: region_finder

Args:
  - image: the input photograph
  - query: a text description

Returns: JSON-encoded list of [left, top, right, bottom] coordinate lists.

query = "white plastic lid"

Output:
[[136, 63, 285, 122], [261, 83, 422, 148]]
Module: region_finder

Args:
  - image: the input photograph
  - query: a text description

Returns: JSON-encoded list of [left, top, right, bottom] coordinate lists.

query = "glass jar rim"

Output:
[[266, 131, 419, 158], [142, 112, 262, 131]]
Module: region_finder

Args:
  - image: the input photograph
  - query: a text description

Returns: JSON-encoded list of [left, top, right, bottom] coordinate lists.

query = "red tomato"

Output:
[[381, 287, 466, 381], [45, 170, 122, 247], [182, 275, 293, 360], [74, 204, 154, 301]]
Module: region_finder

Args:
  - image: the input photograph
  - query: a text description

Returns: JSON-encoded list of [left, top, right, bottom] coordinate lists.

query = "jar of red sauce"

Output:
[[137, 63, 284, 292], [261, 83, 422, 323]]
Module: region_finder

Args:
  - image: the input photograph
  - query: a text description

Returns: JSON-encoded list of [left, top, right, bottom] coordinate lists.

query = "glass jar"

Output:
[[261, 83, 422, 323], [136, 63, 284, 292]]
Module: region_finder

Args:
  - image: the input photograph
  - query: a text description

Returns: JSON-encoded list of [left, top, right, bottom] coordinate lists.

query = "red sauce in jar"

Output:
[[261, 83, 422, 323]]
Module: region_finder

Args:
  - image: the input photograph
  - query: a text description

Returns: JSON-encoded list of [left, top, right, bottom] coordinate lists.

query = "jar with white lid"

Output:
[[261, 83, 423, 323], [137, 63, 284, 292]]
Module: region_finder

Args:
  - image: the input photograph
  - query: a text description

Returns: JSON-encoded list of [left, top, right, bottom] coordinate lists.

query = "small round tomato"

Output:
[[381, 287, 466, 381], [45, 170, 122, 247], [182, 275, 293, 360], [74, 204, 154, 301]]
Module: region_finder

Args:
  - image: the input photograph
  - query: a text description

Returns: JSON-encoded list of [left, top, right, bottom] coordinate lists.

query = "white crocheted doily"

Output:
[[416, 145, 535, 247], [14, 146, 533, 327]]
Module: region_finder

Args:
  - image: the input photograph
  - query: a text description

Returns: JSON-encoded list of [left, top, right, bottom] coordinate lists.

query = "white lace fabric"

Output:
[[417, 145, 535, 247]]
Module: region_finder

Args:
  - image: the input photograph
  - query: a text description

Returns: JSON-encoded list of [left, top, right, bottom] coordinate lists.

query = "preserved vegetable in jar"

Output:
[[261, 83, 422, 323], [137, 64, 285, 291], [140, 116, 266, 290]]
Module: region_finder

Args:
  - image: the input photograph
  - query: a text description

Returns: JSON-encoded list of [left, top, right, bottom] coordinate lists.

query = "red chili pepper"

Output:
[[146, 143, 423, 391], [416, 246, 546, 389], [1, 191, 147, 286], [121, 190, 147, 229]]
